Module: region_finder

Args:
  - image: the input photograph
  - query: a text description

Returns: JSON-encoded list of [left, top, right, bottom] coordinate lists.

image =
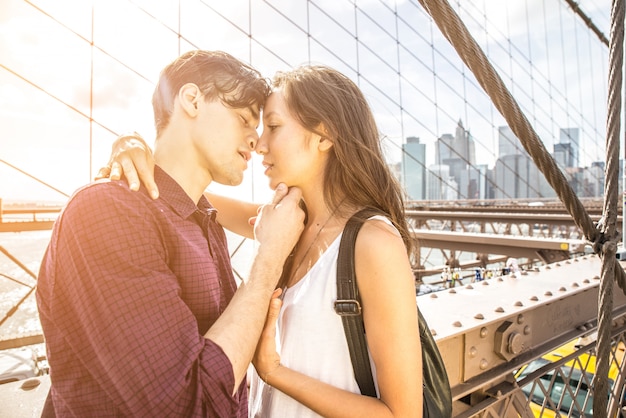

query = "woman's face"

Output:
[[256, 88, 323, 190]]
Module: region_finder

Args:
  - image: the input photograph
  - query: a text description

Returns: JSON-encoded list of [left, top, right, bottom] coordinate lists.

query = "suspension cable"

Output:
[[563, 0, 611, 47]]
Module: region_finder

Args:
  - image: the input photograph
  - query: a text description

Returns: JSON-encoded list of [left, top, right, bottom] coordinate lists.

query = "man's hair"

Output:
[[272, 65, 412, 253], [152, 50, 270, 136]]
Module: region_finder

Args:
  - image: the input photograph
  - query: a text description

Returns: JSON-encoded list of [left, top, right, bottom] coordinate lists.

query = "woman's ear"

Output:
[[316, 123, 334, 152], [318, 136, 334, 152], [179, 83, 201, 116]]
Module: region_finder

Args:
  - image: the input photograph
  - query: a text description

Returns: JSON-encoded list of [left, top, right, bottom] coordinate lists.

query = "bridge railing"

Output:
[[0, 199, 62, 232]]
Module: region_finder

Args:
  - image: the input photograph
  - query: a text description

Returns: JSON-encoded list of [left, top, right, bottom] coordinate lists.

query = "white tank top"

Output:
[[249, 217, 387, 418]]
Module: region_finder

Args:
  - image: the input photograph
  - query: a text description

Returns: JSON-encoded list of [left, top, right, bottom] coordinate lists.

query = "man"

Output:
[[36, 50, 304, 417]]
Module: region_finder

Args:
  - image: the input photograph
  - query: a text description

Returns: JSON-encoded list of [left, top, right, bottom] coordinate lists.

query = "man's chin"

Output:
[[215, 175, 244, 187]]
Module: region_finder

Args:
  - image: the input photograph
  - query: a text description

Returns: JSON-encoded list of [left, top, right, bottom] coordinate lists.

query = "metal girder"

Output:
[[0, 221, 55, 232], [418, 254, 626, 403], [412, 229, 587, 263], [405, 210, 614, 228]]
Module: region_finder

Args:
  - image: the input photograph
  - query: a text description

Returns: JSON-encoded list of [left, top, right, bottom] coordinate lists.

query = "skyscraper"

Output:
[[432, 120, 477, 198], [402, 136, 426, 200], [498, 126, 526, 157], [557, 127, 580, 168]]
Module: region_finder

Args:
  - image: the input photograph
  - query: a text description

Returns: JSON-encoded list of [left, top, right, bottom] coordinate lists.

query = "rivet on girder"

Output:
[[475, 313, 485, 320], [514, 301, 523, 306], [453, 321, 463, 327], [545, 291, 553, 296], [430, 293, 438, 298], [495, 307, 505, 313], [530, 296, 539, 301], [469, 346, 477, 358]]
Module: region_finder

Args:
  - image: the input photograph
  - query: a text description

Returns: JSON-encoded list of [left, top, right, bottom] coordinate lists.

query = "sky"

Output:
[[0, 0, 613, 204]]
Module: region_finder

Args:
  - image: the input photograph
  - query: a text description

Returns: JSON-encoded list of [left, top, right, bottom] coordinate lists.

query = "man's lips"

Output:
[[240, 151, 252, 162]]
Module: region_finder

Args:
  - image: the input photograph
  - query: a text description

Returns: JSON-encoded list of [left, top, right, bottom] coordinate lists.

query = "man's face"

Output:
[[191, 96, 260, 186]]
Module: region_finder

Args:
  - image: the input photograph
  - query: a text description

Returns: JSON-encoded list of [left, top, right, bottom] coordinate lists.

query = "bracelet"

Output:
[[262, 363, 282, 386]]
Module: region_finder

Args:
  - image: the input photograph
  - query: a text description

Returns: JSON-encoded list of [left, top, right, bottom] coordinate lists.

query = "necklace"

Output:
[[288, 207, 339, 286]]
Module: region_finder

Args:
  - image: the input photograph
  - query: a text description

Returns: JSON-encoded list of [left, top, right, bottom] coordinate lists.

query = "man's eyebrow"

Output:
[[248, 106, 260, 120]]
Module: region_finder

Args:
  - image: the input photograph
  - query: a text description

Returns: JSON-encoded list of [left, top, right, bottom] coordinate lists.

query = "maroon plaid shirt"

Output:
[[37, 166, 247, 417]]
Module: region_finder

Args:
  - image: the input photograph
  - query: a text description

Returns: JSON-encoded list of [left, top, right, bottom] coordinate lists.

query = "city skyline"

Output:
[[401, 121, 606, 201]]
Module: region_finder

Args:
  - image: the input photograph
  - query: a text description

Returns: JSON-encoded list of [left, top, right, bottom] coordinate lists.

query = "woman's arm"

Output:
[[204, 192, 259, 239], [254, 219, 423, 417], [101, 133, 260, 237]]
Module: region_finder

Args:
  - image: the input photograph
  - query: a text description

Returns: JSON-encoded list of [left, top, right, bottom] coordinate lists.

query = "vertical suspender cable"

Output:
[[601, 2, 625, 415]]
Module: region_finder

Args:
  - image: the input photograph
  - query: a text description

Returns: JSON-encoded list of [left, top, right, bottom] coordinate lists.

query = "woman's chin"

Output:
[[269, 179, 293, 190]]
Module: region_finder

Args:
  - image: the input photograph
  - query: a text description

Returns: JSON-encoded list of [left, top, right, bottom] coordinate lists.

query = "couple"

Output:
[[37, 50, 423, 417]]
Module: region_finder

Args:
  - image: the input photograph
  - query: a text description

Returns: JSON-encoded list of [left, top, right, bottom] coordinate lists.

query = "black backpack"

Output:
[[334, 208, 453, 418]]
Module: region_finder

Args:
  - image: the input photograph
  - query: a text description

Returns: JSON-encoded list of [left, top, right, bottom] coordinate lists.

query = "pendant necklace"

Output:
[[288, 206, 340, 287]]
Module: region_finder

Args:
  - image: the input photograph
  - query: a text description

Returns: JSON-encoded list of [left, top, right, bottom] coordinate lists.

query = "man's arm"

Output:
[[40, 183, 274, 416], [204, 183, 304, 393]]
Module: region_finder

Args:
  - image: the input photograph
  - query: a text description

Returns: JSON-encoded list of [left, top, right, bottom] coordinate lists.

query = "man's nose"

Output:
[[248, 131, 259, 150]]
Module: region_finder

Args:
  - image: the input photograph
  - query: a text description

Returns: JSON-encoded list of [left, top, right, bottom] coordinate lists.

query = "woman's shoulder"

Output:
[[357, 215, 402, 243]]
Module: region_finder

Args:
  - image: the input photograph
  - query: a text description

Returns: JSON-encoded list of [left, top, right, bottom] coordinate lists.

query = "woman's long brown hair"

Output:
[[272, 65, 412, 254]]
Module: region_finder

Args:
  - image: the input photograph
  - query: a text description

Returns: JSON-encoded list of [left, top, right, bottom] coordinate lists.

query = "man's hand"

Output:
[[96, 132, 159, 199], [254, 183, 305, 261]]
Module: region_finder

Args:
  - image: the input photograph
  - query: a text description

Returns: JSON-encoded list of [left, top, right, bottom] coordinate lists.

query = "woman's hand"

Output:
[[253, 288, 284, 385], [96, 132, 159, 199]]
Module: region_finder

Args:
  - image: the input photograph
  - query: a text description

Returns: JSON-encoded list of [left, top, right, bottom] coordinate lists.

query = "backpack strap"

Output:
[[334, 207, 383, 398]]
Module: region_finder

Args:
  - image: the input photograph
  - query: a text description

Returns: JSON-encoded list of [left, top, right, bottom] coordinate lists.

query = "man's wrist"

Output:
[[113, 131, 151, 153]]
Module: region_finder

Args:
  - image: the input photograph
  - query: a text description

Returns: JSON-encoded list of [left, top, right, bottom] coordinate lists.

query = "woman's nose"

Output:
[[255, 133, 268, 155]]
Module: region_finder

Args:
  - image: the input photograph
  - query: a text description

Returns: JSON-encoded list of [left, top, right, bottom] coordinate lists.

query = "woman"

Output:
[[105, 65, 423, 417]]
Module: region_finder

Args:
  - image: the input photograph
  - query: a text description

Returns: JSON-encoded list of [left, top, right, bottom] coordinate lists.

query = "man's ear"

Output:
[[179, 83, 201, 116]]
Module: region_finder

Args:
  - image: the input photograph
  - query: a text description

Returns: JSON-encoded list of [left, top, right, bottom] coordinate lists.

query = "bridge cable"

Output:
[[416, 0, 624, 416], [563, 0, 611, 47], [596, 0, 624, 415]]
